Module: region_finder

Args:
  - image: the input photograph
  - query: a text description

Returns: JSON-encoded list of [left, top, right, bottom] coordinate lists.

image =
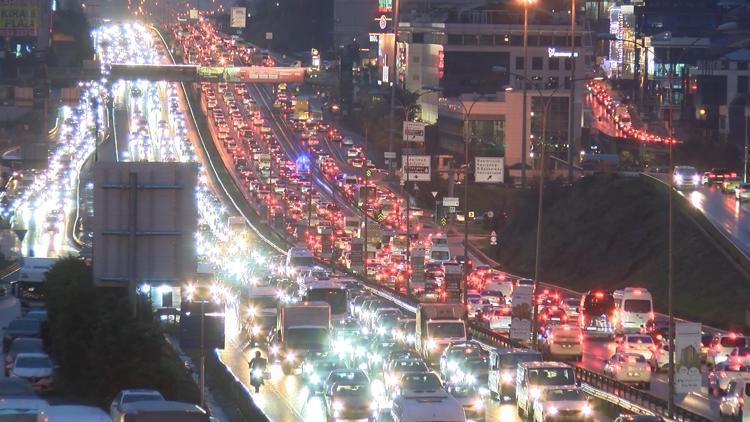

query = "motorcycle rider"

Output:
[[249, 351, 267, 393]]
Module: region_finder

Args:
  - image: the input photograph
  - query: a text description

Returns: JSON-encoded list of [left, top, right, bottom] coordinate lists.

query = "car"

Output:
[[394, 371, 444, 398], [439, 341, 486, 383], [346, 148, 359, 158], [736, 183, 750, 202], [673, 165, 700, 189], [707, 333, 748, 366], [384, 359, 429, 397], [342, 136, 354, 146], [531, 387, 592, 422], [480, 305, 512, 332], [708, 362, 750, 396], [3, 319, 42, 353], [615, 334, 656, 361], [324, 369, 370, 403], [603, 353, 651, 388], [5, 337, 45, 376], [721, 177, 741, 194], [38, 405, 110, 421], [702, 168, 736, 185], [109, 389, 165, 421], [325, 383, 377, 421], [10, 353, 55, 393], [614, 415, 664, 422], [540, 324, 583, 361], [719, 378, 750, 419], [446, 383, 485, 419], [303, 354, 347, 392]]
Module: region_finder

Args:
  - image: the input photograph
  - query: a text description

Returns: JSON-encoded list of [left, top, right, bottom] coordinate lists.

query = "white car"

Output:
[[603, 353, 651, 388], [616, 334, 656, 361], [342, 136, 354, 146], [109, 389, 165, 421], [720, 378, 750, 419], [532, 387, 592, 422], [736, 183, 750, 202], [707, 333, 748, 366], [673, 165, 700, 189], [708, 362, 750, 396], [467, 293, 483, 318], [10, 353, 54, 393]]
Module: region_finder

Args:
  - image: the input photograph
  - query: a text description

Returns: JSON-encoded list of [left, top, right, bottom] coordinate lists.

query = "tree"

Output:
[[44, 258, 198, 405]]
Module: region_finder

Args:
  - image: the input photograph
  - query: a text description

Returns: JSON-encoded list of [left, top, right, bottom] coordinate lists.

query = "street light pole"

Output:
[[387, 0, 401, 164], [566, 0, 577, 183], [532, 98, 552, 347], [520, 0, 535, 187], [666, 61, 676, 420]]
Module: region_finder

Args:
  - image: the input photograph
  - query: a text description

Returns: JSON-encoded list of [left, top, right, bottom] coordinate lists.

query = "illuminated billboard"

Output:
[[0, 0, 39, 37]]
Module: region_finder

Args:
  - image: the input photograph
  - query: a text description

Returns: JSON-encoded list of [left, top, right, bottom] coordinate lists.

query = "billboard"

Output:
[[401, 155, 430, 182], [443, 262, 462, 303], [230, 7, 246, 28], [510, 285, 533, 341], [474, 157, 504, 183], [675, 322, 702, 394], [403, 121, 426, 143], [93, 162, 198, 288], [0, 0, 39, 37]]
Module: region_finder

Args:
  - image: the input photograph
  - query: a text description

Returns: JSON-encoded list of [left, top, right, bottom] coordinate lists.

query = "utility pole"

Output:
[[666, 62, 676, 420], [199, 301, 205, 410], [566, 0, 577, 183], [387, 0, 400, 172], [520, 1, 532, 187], [532, 99, 551, 347], [363, 125, 369, 274]]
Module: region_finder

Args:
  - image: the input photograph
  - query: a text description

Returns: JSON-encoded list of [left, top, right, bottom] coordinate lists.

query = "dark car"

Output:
[[3, 319, 42, 353], [5, 337, 45, 376]]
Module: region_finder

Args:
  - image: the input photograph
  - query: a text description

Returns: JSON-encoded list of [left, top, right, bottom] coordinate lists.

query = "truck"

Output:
[[14, 257, 57, 311], [415, 303, 467, 364], [272, 302, 331, 374]]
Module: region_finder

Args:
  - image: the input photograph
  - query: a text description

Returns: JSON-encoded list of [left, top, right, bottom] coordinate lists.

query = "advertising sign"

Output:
[[675, 322, 702, 394], [230, 7, 246, 28], [401, 155, 431, 182], [311, 48, 321, 71], [350, 238, 364, 273], [474, 157, 504, 183], [410, 248, 425, 288], [189, 8, 198, 19], [403, 121, 426, 143], [0, 0, 39, 37], [510, 285, 533, 341], [443, 262, 463, 303]]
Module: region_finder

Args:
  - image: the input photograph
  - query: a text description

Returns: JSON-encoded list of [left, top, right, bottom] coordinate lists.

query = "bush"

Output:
[[44, 258, 199, 406]]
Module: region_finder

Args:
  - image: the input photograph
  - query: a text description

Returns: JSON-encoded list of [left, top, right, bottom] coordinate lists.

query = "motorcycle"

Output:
[[250, 367, 265, 393]]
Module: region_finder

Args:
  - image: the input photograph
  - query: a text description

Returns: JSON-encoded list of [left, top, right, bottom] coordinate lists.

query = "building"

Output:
[[0, 0, 52, 57], [389, 2, 594, 173]]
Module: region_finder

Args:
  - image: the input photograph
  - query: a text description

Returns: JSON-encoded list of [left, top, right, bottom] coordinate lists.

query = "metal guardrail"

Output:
[[640, 172, 750, 277], [0, 261, 20, 280], [208, 349, 269, 421]]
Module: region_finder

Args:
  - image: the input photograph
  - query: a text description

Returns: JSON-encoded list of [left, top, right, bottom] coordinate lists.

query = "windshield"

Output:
[[330, 371, 368, 385], [123, 394, 164, 404], [623, 299, 652, 313], [499, 353, 542, 369], [546, 388, 585, 401], [393, 360, 428, 372], [428, 322, 466, 339], [401, 373, 442, 391], [334, 384, 370, 397], [15, 356, 51, 369], [291, 256, 314, 267], [306, 288, 347, 315], [451, 346, 483, 361], [721, 336, 747, 348], [628, 335, 653, 345], [286, 328, 328, 349], [9, 339, 43, 353], [527, 368, 575, 386], [431, 250, 450, 261], [448, 384, 478, 398], [583, 293, 614, 315], [8, 320, 40, 332]]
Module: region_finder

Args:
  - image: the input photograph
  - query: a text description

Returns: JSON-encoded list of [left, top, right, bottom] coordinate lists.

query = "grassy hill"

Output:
[[488, 174, 749, 329]]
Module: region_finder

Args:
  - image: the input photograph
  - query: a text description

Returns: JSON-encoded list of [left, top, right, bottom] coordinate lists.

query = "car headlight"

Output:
[[547, 405, 558, 416], [716, 355, 728, 364], [377, 326, 386, 335], [501, 371, 514, 384], [252, 369, 263, 378], [303, 363, 313, 373], [426, 339, 437, 350], [674, 174, 684, 185], [582, 404, 592, 416], [251, 325, 261, 336], [692, 174, 700, 184], [406, 334, 415, 344], [310, 373, 321, 384], [371, 354, 382, 363], [369, 401, 378, 411], [333, 401, 343, 411], [465, 373, 476, 384], [270, 345, 279, 355], [447, 361, 458, 371], [473, 398, 484, 410], [530, 388, 541, 399], [285, 352, 296, 362]]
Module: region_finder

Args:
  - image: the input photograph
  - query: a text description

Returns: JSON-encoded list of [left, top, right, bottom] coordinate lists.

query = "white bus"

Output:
[[303, 280, 348, 322], [613, 287, 654, 334], [285, 247, 315, 276]]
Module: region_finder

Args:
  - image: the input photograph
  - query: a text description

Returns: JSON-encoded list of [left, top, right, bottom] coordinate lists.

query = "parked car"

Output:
[[5, 337, 45, 376], [10, 352, 55, 393], [109, 389, 166, 421], [3, 318, 42, 353]]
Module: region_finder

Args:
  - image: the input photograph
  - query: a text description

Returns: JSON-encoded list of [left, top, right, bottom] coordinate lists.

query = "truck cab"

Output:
[[416, 304, 467, 365]]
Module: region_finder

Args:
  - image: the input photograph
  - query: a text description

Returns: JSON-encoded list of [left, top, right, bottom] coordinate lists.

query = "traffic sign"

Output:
[[474, 157, 504, 183], [431, 191, 438, 198], [490, 230, 497, 246], [442, 197, 459, 207], [384, 151, 397, 159], [440, 217, 447, 226], [468, 211, 475, 219], [366, 169, 372, 178], [13, 229, 27, 242], [448, 206, 456, 213]]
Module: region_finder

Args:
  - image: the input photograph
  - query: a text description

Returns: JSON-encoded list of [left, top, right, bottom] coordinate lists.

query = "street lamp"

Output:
[[494, 65, 603, 346], [518, 0, 538, 188]]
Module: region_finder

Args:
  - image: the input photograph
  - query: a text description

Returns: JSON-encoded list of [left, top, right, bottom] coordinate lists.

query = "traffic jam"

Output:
[[165, 19, 747, 422]]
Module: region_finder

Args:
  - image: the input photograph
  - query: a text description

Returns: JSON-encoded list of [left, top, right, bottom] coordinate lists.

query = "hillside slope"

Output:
[[491, 174, 749, 328]]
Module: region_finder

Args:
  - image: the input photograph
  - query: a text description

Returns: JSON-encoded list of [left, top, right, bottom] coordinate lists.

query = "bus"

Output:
[[613, 287, 654, 334], [303, 281, 348, 322], [14, 258, 57, 311]]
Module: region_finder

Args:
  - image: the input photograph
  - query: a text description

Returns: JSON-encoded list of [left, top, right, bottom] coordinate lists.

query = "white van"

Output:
[[613, 287, 654, 334], [516, 361, 577, 418], [37, 405, 110, 421], [429, 245, 451, 264], [391, 392, 466, 422]]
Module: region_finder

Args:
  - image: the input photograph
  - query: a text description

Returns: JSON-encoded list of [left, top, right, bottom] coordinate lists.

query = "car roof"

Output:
[[119, 400, 206, 414], [14, 352, 49, 359], [519, 361, 572, 369]]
